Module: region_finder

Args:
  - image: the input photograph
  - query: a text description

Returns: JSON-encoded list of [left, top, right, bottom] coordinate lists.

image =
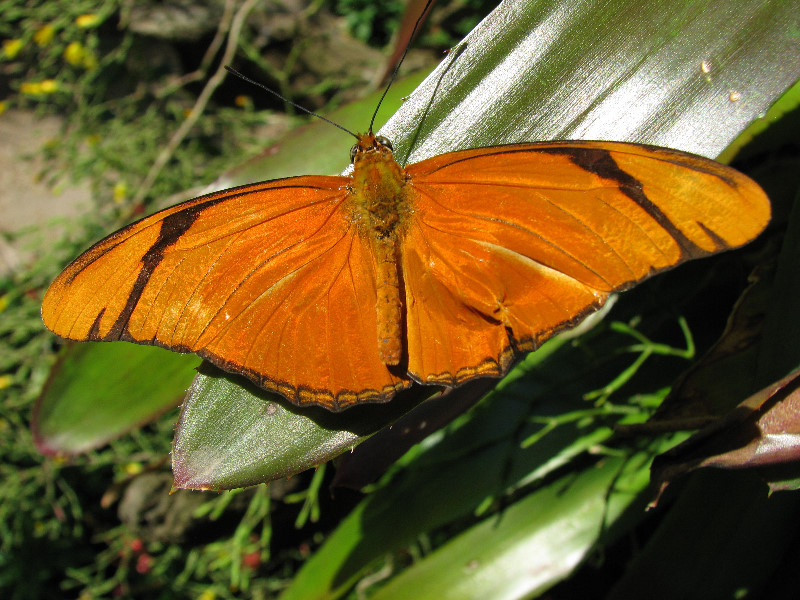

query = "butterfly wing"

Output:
[[402, 140, 770, 386], [42, 177, 411, 409]]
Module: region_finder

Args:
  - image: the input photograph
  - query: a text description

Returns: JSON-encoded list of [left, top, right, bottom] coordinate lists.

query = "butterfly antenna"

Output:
[[224, 66, 359, 140], [400, 41, 466, 165], [369, 0, 436, 133]]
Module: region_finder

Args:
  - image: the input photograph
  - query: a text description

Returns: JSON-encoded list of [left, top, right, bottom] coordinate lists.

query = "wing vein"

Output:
[[413, 184, 621, 287]]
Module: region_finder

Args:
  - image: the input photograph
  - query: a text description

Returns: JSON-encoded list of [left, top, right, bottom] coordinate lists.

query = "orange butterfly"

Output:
[[41, 129, 769, 410]]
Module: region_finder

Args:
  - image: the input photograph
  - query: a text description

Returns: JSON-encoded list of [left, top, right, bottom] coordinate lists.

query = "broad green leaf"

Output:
[[718, 77, 800, 163], [33, 343, 196, 455], [382, 0, 799, 163], [279, 327, 685, 600], [177, 0, 800, 490], [172, 367, 430, 490], [367, 446, 664, 600]]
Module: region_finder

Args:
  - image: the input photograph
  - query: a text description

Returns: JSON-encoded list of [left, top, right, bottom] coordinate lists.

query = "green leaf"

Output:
[[278, 331, 674, 600], [179, 0, 800, 490], [32, 343, 196, 455], [172, 366, 431, 490], [382, 0, 799, 162], [367, 446, 662, 600]]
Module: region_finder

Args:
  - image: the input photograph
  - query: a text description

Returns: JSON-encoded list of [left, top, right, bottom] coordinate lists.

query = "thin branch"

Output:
[[156, 0, 238, 98], [131, 0, 260, 210]]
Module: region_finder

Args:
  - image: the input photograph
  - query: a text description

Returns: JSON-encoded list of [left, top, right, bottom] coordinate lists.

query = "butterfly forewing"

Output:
[[401, 141, 770, 386], [42, 176, 412, 410]]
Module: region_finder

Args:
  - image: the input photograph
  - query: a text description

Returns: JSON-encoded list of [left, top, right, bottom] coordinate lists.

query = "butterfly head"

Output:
[[350, 132, 394, 164]]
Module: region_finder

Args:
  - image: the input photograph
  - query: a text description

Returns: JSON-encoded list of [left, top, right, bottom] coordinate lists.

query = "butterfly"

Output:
[[41, 126, 770, 411]]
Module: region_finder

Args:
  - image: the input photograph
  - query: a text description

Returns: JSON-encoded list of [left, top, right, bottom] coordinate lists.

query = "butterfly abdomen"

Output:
[[347, 133, 412, 366]]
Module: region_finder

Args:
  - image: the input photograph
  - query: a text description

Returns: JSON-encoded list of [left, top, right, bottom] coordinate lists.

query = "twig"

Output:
[[155, 0, 238, 99], [130, 0, 260, 210]]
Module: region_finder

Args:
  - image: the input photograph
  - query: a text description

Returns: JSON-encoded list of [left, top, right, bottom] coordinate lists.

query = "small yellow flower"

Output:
[[82, 52, 98, 70], [65, 42, 97, 70], [75, 14, 100, 28], [2, 39, 23, 59], [0, 374, 12, 390], [0, 101, 6, 116], [34, 24, 56, 47], [124, 462, 143, 475], [197, 590, 217, 600], [113, 181, 128, 204], [235, 95, 251, 108], [20, 79, 58, 95], [20, 82, 41, 94], [39, 79, 58, 94], [64, 41, 85, 65]]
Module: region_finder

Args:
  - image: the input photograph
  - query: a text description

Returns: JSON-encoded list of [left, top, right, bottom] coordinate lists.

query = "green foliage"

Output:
[[329, 0, 405, 46], [327, 0, 497, 47], [0, 0, 282, 217]]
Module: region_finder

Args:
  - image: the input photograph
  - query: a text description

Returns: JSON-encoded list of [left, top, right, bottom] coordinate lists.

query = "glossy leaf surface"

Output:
[[176, 0, 799, 489]]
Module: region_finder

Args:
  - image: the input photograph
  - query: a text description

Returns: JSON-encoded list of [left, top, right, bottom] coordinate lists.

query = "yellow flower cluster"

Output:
[[0, 374, 12, 390], [2, 39, 23, 59], [20, 79, 59, 95], [1, 13, 99, 69], [34, 24, 55, 46], [75, 14, 100, 28], [63, 41, 97, 70]]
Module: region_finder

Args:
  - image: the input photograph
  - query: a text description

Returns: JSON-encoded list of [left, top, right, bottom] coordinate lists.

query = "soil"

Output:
[[0, 110, 90, 277]]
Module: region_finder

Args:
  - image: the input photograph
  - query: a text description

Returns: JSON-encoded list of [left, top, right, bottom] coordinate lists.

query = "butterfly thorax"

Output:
[[348, 132, 409, 366], [348, 133, 410, 239]]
